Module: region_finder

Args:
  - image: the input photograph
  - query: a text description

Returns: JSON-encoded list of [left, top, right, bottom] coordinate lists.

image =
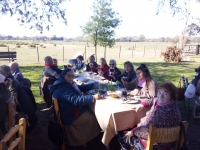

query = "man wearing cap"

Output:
[[0, 65, 19, 94], [9, 62, 24, 82]]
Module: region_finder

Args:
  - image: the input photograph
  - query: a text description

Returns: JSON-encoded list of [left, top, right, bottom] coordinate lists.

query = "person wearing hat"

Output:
[[0, 74, 12, 138], [0, 65, 19, 94]]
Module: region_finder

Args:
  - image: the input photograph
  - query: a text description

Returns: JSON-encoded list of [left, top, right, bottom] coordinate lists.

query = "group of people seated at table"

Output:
[[42, 54, 186, 150], [0, 62, 38, 140]]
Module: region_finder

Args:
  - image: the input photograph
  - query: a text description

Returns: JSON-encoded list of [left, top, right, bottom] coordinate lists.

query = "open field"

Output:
[[0, 41, 200, 103], [0, 41, 175, 65], [1, 41, 200, 150]]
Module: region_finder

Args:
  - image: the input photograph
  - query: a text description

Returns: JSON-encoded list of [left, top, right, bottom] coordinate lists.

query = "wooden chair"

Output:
[[130, 121, 188, 150], [52, 98, 87, 150], [0, 118, 26, 150], [8, 99, 16, 129], [41, 76, 55, 108], [52, 98, 65, 150]]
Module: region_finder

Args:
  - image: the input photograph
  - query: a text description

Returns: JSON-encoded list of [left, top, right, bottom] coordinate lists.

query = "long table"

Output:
[[75, 73, 149, 146], [88, 95, 149, 146]]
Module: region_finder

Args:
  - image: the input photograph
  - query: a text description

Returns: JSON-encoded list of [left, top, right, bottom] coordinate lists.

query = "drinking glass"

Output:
[[122, 76, 128, 82]]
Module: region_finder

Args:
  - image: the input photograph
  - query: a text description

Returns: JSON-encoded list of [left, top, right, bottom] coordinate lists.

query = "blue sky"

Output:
[[0, 0, 199, 38]]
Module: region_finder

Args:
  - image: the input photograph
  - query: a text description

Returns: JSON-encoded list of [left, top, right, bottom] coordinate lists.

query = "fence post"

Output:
[[85, 46, 86, 60], [119, 46, 121, 58], [8, 46, 10, 62], [143, 45, 146, 57], [63, 46, 64, 61], [37, 46, 39, 63], [195, 44, 199, 55]]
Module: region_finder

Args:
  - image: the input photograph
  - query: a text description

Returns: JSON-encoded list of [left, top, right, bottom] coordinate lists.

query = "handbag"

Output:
[[48, 114, 64, 146], [177, 78, 185, 101]]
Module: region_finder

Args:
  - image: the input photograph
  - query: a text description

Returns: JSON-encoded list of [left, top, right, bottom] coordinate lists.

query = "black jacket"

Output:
[[43, 66, 62, 80]]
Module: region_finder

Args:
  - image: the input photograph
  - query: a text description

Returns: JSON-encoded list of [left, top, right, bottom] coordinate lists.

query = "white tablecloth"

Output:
[[89, 96, 149, 146]]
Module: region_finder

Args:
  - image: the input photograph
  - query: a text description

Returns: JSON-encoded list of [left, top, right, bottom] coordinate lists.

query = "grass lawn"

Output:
[[20, 54, 200, 104]]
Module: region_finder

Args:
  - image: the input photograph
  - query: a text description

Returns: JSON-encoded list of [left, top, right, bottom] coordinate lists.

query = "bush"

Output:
[[23, 43, 28, 45], [29, 43, 36, 48], [0, 43, 7, 47], [43, 46, 46, 48], [40, 44, 43, 47], [16, 45, 21, 48], [53, 44, 56, 46]]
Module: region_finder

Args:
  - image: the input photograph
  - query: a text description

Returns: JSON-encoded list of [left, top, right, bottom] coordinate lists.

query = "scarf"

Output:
[[138, 78, 146, 87], [155, 100, 174, 109], [45, 63, 55, 66]]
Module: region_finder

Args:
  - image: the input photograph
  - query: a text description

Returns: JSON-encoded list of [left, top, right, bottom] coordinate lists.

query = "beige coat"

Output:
[[123, 79, 157, 97]]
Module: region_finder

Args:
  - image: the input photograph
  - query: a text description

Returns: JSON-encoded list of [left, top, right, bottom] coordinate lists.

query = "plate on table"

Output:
[[109, 82, 117, 86], [99, 76, 105, 80], [78, 77, 90, 83], [120, 97, 139, 104], [121, 99, 139, 104], [74, 74, 79, 77], [88, 89, 99, 95]]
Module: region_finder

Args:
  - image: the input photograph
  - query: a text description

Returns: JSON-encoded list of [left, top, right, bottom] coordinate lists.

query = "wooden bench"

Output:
[[0, 52, 17, 62]]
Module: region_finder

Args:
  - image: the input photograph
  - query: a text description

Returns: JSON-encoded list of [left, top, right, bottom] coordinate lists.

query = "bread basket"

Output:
[[107, 91, 122, 98], [109, 93, 119, 98]]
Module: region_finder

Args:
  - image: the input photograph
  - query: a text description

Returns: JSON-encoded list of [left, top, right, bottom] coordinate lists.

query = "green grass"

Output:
[[21, 54, 200, 104]]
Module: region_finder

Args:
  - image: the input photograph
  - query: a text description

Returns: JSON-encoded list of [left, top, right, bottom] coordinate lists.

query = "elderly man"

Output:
[[0, 65, 19, 94], [43, 56, 62, 79], [9, 62, 24, 82]]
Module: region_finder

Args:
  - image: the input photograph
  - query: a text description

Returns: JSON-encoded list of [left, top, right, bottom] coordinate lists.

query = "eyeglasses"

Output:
[[109, 64, 114, 66], [67, 75, 75, 78]]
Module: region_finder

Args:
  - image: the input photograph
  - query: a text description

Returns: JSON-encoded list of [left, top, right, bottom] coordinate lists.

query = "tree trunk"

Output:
[[95, 30, 98, 61], [104, 46, 106, 59]]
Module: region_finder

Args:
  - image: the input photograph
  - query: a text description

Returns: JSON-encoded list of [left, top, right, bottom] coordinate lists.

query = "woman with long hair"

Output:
[[122, 64, 157, 98], [116, 61, 136, 83]]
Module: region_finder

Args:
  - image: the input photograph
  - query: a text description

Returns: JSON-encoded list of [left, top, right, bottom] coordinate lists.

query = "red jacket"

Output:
[[96, 65, 109, 80]]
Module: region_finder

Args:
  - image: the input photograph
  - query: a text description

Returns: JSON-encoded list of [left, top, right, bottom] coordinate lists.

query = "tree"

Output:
[[155, 0, 200, 36], [81, 0, 121, 60], [0, 0, 67, 33], [139, 34, 145, 42]]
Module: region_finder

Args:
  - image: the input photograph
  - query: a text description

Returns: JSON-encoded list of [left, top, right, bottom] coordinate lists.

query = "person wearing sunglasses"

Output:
[[106, 59, 121, 81], [122, 64, 157, 98], [115, 61, 136, 84], [86, 55, 98, 72], [49, 68, 102, 147], [96, 58, 110, 79]]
